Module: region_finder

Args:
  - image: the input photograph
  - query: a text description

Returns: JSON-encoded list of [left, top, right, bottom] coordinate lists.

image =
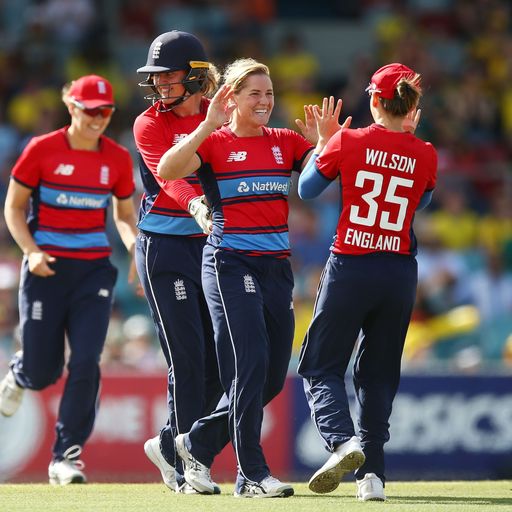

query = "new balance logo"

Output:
[[98, 289, 110, 297], [97, 80, 107, 95], [227, 151, 247, 162], [174, 279, 187, 300], [237, 181, 250, 193], [54, 164, 75, 176], [243, 274, 256, 293]]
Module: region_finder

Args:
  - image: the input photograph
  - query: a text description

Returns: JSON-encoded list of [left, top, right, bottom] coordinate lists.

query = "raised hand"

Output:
[[403, 108, 421, 133], [295, 104, 317, 143], [314, 96, 344, 143], [205, 84, 236, 129]]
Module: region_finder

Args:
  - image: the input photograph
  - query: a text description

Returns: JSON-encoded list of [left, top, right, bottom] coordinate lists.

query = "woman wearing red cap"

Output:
[[297, 63, 437, 501], [0, 75, 138, 485]]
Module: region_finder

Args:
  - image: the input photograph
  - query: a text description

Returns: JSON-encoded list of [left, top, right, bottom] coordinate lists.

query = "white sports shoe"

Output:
[[144, 436, 177, 490], [175, 433, 220, 494], [0, 369, 24, 417], [48, 445, 86, 485], [234, 475, 294, 498], [308, 436, 365, 494], [357, 473, 386, 501]]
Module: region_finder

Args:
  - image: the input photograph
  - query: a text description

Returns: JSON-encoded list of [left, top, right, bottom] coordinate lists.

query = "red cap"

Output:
[[365, 63, 418, 99], [68, 75, 115, 108]]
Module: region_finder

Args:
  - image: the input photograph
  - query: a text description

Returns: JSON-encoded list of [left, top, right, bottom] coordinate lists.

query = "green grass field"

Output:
[[1, 481, 511, 512]]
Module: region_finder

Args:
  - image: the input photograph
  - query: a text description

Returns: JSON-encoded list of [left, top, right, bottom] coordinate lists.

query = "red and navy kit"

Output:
[[9, 127, 133, 461], [197, 125, 312, 257], [133, 99, 209, 236], [316, 124, 437, 256], [184, 127, 313, 488], [133, 99, 222, 483], [11, 127, 135, 259], [298, 124, 438, 484]]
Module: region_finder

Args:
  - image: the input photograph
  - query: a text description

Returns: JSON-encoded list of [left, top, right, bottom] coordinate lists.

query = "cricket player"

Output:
[[157, 58, 346, 498], [0, 75, 138, 485], [133, 30, 223, 494], [297, 63, 437, 501]]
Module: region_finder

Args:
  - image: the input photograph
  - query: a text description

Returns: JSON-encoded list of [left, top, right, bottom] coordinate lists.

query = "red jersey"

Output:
[[133, 99, 209, 236], [317, 124, 437, 256], [197, 126, 313, 258], [11, 127, 135, 259]]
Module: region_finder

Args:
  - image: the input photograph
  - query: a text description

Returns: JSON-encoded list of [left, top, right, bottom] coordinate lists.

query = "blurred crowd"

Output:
[[0, 0, 510, 373]]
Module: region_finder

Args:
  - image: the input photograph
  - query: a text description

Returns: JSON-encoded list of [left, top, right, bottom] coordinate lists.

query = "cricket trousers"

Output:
[[11, 256, 117, 460], [135, 233, 222, 470], [186, 245, 295, 486], [298, 252, 417, 483]]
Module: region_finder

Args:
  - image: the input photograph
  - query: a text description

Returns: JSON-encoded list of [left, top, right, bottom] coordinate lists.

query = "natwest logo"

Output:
[[54, 164, 75, 176], [227, 151, 247, 162], [237, 180, 290, 194]]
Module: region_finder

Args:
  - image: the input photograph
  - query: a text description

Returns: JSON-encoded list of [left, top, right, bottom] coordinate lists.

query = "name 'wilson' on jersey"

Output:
[[316, 124, 437, 256]]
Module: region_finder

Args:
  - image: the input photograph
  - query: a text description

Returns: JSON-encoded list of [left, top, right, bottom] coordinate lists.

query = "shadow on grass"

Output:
[[295, 493, 512, 506]]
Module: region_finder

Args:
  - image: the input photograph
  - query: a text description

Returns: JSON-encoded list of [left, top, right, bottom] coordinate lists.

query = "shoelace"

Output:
[[62, 444, 85, 470], [241, 483, 264, 495]]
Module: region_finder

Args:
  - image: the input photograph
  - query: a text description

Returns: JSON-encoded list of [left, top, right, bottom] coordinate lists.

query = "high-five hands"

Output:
[[205, 84, 236, 129], [296, 96, 351, 145]]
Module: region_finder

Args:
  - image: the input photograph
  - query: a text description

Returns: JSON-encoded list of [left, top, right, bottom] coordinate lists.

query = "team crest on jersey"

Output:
[[54, 164, 75, 176], [237, 181, 250, 193], [271, 146, 284, 165], [100, 165, 109, 185], [173, 133, 188, 144], [227, 151, 247, 162]]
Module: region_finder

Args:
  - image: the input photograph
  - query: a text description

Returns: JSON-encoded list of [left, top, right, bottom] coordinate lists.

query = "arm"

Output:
[[112, 195, 141, 290], [157, 84, 235, 180], [112, 196, 138, 254], [298, 155, 332, 200], [4, 179, 56, 276], [417, 189, 433, 210]]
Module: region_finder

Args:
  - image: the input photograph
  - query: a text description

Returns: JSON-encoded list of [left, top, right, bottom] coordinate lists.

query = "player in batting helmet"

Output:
[[137, 30, 216, 111]]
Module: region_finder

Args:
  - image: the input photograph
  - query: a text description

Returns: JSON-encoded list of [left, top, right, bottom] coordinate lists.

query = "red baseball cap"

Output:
[[365, 63, 418, 99], [68, 75, 115, 108]]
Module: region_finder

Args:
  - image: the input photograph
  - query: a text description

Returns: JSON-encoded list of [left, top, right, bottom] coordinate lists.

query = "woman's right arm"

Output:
[[4, 180, 56, 276], [157, 84, 235, 180]]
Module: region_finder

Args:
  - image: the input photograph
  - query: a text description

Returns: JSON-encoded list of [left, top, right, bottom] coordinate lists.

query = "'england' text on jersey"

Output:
[[345, 227, 400, 251], [366, 148, 416, 174]]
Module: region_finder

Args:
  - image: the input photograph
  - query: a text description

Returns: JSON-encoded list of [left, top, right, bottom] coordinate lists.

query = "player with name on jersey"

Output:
[[133, 30, 223, 494], [157, 58, 347, 498], [0, 75, 138, 485], [297, 63, 437, 501]]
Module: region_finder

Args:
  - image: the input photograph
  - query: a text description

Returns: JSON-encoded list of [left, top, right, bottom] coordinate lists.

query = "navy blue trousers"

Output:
[[186, 245, 294, 487], [11, 257, 117, 460], [135, 233, 222, 472], [298, 252, 417, 483]]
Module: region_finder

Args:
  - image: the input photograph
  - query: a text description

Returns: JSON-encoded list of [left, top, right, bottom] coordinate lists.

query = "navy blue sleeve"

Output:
[[298, 154, 333, 200], [417, 189, 433, 211]]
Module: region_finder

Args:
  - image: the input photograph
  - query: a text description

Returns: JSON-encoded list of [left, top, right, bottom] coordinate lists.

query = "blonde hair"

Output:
[[201, 63, 221, 98], [223, 58, 270, 94], [61, 81, 73, 106], [380, 74, 422, 116]]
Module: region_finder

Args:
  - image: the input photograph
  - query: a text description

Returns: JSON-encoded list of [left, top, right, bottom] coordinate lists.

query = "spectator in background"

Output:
[[0, 75, 138, 485]]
